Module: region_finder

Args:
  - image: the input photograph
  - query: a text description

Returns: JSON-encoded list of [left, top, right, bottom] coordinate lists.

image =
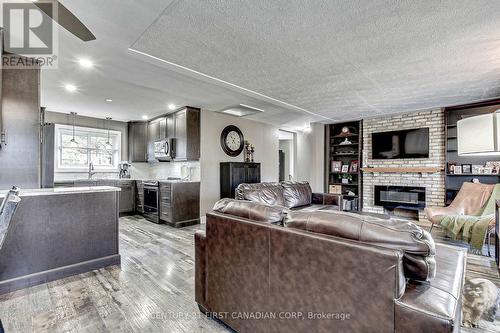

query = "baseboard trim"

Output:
[[0, 254, 121, 295]]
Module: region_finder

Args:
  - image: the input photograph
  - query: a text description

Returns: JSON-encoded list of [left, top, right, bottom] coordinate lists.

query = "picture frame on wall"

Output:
[[331, 161, 342, 173], [341, 165, 349, 173], [472, 165, 482, 174], [461, 164, 472, 174], [453, 165, 462, 174], [349, 160, 359, 173]]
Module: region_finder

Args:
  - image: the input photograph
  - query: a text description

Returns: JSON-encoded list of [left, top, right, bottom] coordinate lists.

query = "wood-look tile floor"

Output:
[[0, 215, 227, 333], [0, 215, 499, 333]]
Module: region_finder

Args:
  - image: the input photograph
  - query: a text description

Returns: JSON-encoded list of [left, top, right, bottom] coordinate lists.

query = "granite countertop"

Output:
[[0, 186, 121, 198]]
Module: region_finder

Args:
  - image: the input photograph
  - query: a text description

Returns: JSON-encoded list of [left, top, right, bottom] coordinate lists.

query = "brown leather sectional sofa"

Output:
[[235, 181, 342, 211], [195, 198, 467, 333]]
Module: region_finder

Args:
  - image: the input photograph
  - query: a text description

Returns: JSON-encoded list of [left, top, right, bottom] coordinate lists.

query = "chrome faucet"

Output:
[[88, 162, 96, 179]]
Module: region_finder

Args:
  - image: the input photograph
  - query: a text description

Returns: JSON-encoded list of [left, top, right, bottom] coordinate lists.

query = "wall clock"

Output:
[[220, 125, 244, 157]]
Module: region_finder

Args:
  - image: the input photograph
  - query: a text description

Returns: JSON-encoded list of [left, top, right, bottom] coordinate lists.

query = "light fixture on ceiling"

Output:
[[219, 104, 265, 117], [168, 104, 176, 111], [69, 112, 78, 147], [78, 58, 94, 69], [458, 110, 500, 156], [104, 117, 113, 150], [65, 84, 77, 93], [105, 99, 113, 102], [142, 115, 148, 120], [303, 123, 312, 133]]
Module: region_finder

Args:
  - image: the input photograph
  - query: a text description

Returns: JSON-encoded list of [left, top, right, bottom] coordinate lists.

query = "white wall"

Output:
[[294, 123, 325, 192], [200, 110, 280, 215]]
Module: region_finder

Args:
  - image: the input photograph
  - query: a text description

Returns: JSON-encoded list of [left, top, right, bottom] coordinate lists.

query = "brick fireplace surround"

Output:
[[362, 109, 446, 220]]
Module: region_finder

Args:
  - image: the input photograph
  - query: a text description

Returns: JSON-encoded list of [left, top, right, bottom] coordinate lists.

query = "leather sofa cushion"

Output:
[[241, 187, 286, 207], [235, 182, 281, 200], [213, 198, 285, 224], [285, 210, 436, 281], [281, 182, 313, 208], [395, 243, 466, 333]]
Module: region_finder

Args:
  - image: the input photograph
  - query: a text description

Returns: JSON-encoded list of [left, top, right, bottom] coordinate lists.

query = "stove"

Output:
[[143, 180, 160, 223]]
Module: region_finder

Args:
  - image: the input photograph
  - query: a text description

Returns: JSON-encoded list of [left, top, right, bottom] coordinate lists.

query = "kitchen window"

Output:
[[55, 124, 122, 172]]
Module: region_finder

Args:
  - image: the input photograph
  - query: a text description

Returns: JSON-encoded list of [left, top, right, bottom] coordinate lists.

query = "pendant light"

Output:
[[458, 110, 500, 156], [69, 112, 78, 147], [105, 117, 113, 150]]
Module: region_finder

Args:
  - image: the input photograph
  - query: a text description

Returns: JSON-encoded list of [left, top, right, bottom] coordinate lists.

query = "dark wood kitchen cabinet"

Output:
[[135, 180, 144, 214], [128, 121, 148, 162], [159, 181, 200, 227], [147, 119, 161, 162], [220, 162, 261, 199], [173, 107, 200, 161], [118, 180, 135, 213]]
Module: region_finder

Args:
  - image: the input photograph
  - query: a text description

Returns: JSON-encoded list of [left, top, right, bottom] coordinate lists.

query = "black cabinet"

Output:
[[128, 121, 148, 162], [220, 162, 261, 199]]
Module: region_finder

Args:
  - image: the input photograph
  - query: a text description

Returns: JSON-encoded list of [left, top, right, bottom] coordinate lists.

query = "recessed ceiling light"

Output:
[[78, 58, 93, 69], [105, 99, 113, 102], [219, 104, 265, 117], [65, 84, 78, 93], [168, 104, 176, 111], [142, 115, 148, 120]]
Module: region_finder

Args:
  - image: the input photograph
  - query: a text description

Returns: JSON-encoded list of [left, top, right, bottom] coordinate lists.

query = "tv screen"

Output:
[[372, 128, 429, 159]]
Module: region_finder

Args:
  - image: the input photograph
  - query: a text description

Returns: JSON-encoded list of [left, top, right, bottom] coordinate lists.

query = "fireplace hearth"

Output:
[[374, 185, 426, 210]]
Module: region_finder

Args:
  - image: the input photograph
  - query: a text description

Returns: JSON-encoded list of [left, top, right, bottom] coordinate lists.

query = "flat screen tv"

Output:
[[372, 128, 429, 159]]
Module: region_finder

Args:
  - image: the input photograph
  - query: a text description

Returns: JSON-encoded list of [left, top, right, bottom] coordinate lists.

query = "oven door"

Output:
[[143, 187, 159, 223]]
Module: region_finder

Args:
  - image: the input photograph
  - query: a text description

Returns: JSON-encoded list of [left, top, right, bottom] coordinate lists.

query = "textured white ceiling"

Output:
[[131, 0, 500, 120], [34, 0, 316, 128]]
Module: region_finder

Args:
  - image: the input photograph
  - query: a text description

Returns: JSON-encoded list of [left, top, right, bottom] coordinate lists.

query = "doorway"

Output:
[[278, 130, 295, 182]]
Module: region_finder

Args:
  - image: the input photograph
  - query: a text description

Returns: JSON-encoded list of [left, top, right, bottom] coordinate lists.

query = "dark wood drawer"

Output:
[[159, 183, 171, 190], [160, 204, 171, 222]]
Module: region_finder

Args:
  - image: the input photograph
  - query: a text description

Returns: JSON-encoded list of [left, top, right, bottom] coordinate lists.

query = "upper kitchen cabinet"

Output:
[[128, 121, 148, 162], [139, 106, 200, 163], [173, 107, 200, 161], [146, 117, 165, 162]]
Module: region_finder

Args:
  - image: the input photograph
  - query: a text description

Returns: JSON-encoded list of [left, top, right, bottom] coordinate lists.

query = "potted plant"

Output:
[[341, 173, 353, 184]]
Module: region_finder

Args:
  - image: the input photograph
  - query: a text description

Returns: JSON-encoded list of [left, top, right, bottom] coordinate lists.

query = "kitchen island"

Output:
[[0, 186, 121, 295]]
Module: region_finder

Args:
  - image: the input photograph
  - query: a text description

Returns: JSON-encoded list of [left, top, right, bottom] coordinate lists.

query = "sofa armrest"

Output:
[[312, 192, 342, 208], [194, 230, 207, 307]]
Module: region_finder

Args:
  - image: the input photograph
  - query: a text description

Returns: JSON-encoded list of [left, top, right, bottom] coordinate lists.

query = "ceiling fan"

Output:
[[32, 0, 96, 41]]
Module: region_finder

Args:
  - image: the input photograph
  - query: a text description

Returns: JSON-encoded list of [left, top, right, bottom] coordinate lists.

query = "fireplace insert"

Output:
[[374, 185, 426, 210]]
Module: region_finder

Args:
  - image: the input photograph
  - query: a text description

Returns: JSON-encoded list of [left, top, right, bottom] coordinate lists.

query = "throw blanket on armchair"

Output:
[[439, 184, 500, 250]]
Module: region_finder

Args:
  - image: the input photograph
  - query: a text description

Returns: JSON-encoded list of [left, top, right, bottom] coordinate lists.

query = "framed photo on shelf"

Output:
[[349, 160, 359, 173], [481, 167, 493, 175], [329, 185, 342, 194], [486, 161, 500, 174], [453, 165, 462, 174], [461, 164, 472, 174], [472, 165, 482, 174], [341, 165, 349, 173], [447, 162, 456, 174], [331, 161, 342, 173]]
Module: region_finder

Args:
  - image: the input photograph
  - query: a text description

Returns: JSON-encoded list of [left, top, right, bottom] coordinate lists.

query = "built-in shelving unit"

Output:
[[445, 99, 500, 205], [324, 121, 362, 211]]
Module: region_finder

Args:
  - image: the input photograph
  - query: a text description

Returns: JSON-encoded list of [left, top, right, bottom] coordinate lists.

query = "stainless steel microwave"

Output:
[[154, 138, 175, 161]]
